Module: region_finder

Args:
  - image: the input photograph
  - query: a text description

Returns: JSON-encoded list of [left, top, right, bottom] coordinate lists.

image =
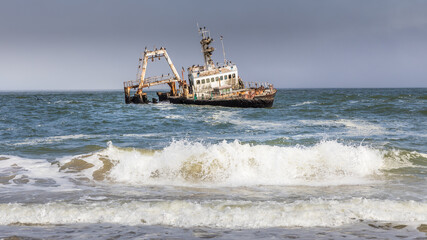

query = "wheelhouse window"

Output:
[[224, 75, 228, 80], [196, 80, 200, 85], [220, 76, 223, 80], [228, 74, 231, 79], [232, 73, 235, 78], [202, 79, 205, 84], [216, 77, 219, 81], [207, 78, 210, 83], [211, 77, 214, 82]]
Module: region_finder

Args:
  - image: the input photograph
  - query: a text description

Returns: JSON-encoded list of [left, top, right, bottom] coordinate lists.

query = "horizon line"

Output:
[[0, 87, 426, 92]]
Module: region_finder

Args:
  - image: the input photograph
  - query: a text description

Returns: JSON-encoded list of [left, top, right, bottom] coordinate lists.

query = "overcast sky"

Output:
[[1, 0, 426, 90]]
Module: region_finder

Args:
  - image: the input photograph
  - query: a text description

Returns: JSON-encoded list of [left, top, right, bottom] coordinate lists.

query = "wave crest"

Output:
[[2, 140, 419, 187], [69, 140, 405, 186]]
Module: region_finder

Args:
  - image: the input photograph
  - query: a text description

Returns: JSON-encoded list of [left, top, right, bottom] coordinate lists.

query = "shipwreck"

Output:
[[123, 27, 277, 108]]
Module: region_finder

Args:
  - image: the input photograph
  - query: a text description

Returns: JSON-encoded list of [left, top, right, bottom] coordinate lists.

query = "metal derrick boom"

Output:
[[138, 47, 181, 93], [123, 47, 189, 103]]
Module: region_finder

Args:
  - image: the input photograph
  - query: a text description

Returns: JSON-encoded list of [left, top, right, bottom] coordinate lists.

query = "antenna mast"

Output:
[[220, 36, 226, 65], [198, 26, 215, 68]]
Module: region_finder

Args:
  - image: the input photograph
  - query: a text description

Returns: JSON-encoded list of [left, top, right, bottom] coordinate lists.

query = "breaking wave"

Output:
[[291, 101, 317, 107], [11, 134, 102, 146], [1, 140, 422, 188], [61, 140, 415, 187], [1, 198, 426, 228], [298, 119, 385, 135]]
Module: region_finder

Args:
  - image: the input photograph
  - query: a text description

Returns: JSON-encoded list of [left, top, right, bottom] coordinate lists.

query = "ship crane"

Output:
[[123, 47, 188, 103]]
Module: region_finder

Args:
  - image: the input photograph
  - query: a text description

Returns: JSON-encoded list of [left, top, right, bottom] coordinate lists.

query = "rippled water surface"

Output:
[[0, 89, 426, 239]]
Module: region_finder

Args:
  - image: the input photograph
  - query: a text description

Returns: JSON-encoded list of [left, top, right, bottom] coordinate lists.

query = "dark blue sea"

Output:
[[0, 88, 426, 239]]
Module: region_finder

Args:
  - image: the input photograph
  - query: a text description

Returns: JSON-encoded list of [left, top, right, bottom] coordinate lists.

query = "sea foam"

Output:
[[70, 140, 409, 187], [0, 140, 418, 188], [1, 198, 426, 228]]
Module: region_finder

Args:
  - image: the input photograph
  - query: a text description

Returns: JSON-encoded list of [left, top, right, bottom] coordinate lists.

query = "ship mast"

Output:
[[220, 35, 227, 65], [198, 26, 215, 69]]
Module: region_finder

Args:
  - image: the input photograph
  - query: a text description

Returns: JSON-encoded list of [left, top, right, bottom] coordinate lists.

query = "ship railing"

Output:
[[144, 73, 176, 84], [244, 81, 272, 89], [216, 62, 236, 69], [123, 80, 140, 88], [123, 74, 178, 88]]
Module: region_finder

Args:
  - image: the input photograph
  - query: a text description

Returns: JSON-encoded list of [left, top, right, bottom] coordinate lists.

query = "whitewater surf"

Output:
[[0, 89, 426, 239]]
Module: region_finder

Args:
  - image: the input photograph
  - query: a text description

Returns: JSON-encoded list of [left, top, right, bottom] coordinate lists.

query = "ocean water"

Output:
[[0, 88, 426, 239]]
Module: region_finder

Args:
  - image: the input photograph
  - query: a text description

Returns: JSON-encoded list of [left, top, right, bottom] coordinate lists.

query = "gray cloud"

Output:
[[1, 0, 426, 90]]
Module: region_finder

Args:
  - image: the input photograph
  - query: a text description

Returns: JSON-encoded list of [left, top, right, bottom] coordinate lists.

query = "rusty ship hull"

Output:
[[167, 90, 276, 108]]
